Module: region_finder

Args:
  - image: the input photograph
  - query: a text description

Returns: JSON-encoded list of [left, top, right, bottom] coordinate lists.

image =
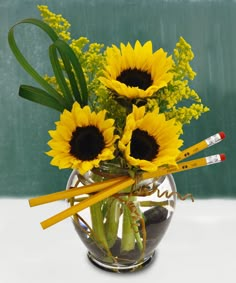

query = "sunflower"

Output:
[[100, 40, 173, 100], [118, 105, 183, 172], [46, 102, 119, 175]]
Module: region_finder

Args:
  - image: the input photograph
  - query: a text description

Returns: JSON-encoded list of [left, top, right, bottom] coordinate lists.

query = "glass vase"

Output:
[[66, 163, 177, 273]]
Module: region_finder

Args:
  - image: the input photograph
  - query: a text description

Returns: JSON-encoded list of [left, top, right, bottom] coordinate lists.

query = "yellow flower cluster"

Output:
[[161, 80, 200, 109], [173, 36, 196, 80], [43, 75, 62, 93], [157, 36, 209, 125], [37, 5, 71, 41], [70, 37, 90, 56], [166, 103, 209, 125]]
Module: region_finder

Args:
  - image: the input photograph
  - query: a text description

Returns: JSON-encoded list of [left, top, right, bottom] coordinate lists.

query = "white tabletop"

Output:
[[1, 198, 235, 283]]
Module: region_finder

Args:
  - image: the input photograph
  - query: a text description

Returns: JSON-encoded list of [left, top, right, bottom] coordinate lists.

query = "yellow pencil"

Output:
[[38, 153, 225, 229], [29, 132, 226, 208], [143, 153, 226, 180], [28, 175, 128, 207], [176, 132, 225, 162], [40, 177, 135, 229]]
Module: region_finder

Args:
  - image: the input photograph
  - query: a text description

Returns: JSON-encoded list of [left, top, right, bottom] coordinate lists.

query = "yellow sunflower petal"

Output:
[[120, 42, 136, 69], [56, 124, 72, 141]]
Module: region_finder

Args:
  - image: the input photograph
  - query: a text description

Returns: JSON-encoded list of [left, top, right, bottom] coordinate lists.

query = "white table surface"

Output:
[[1, 198, 235, 283]]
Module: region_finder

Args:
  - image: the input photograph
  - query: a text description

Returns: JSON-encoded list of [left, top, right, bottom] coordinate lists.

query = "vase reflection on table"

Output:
[[66, 163, 177, 273]]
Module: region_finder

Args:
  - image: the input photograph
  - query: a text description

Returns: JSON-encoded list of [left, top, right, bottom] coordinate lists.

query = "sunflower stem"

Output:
[[104, 198, 121, 248], [90, 201, 109, 251], [121, 204, 135, 252], [131, 204, 143, 252], [120, 196, 144, 253]]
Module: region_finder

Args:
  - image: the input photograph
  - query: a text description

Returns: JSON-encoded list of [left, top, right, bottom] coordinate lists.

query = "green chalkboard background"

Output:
[[0, 0, 234, 198]]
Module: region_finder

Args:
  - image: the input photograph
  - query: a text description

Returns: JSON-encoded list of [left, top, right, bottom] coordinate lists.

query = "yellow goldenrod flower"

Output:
[[100, 40, 173, 99], [155, 36, 209, 127], [38, 5, 71, 41], [172, 36, 196, 81], [166, 104, 209, 125], [118, 105, 183, 172], [46, 102, 119, 174]]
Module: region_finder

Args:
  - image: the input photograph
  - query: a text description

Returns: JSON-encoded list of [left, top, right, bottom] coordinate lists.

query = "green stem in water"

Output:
[[90, 201, 109, 251], [121, 205, 135, 252], [131, 212, 143, 252], [105, 198, 121, 248]]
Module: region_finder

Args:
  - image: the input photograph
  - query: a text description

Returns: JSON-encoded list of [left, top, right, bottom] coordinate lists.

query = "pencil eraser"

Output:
[[220, 153, 226, 161], [219, 132, 226, 140]]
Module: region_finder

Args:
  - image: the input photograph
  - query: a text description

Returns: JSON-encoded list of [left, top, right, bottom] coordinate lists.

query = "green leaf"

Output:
[[19, 85, 64, 112], [49, 44, 74, 109], [8, 18, 67, 110], [53, 40, 83, 106], [54, 39, 88, 106], [16, 18, 59, 41], [8, 18, 89, 111]]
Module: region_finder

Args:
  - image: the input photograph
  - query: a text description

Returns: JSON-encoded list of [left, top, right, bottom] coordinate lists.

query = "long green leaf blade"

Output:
[[18, 18, 59, 41], [54, 39, 88, 106], [53, 40, 82, 106], [8, 18, 67, 108], [19, 85, 64, 112], [49, 44, 74, 109]]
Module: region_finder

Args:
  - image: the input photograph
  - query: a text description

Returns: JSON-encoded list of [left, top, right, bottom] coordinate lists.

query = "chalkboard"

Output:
[[0, 0, 234, 198]]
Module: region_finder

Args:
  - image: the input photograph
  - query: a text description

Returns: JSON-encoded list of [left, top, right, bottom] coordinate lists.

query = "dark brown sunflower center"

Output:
[[69, 126, 105, 161], [130, 129, 159, 161], [117, 68, 153, 90]]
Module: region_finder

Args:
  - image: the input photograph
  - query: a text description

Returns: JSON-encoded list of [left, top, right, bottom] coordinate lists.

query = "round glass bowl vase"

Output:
[[66, 164, 177, 273]]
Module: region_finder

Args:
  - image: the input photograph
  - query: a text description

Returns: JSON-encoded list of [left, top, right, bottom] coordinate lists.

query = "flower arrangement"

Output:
[[9, 6, 209, 173], [8, 5, 225, 272]]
